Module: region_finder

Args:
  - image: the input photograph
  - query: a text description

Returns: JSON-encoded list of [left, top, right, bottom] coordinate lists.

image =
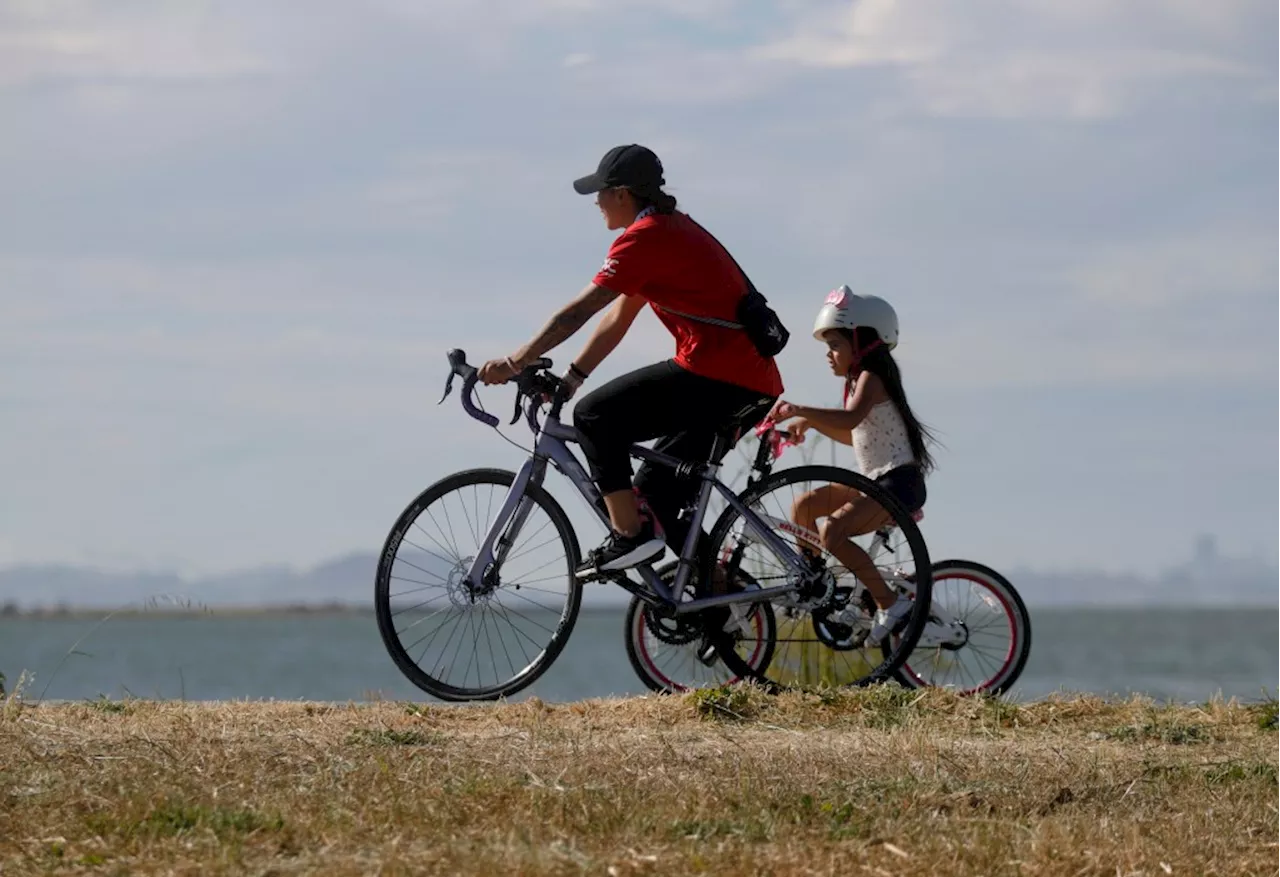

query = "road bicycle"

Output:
[[625, 424, 1033, 696], [374, 351, 932, 701]]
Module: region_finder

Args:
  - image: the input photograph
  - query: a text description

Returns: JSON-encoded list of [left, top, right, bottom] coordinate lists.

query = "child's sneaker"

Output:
[[866, 597, 912, 645]]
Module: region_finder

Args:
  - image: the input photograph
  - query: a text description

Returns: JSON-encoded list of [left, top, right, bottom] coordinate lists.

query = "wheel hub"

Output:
[[939, 620, 970, 650], [785, 564, 836, 610], [446, 557, 487, 607], [812, 587, 872, 650]]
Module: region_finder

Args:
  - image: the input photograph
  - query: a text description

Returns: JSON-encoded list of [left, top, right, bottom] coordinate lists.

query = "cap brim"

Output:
[[573, 173, 608, 195]]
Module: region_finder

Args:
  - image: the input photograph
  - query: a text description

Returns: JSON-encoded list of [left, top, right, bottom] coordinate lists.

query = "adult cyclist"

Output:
[[479, 144, 783, 577]]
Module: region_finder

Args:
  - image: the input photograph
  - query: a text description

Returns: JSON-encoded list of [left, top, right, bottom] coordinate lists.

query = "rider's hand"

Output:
[[559, 369, 583, 401], [479, 356, 521, 385], [555, 362, 589, 402], [787, 417, 811, 443]]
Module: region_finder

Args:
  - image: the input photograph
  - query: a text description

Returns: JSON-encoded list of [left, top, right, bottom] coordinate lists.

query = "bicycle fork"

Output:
[[463, 457, 546, 595]]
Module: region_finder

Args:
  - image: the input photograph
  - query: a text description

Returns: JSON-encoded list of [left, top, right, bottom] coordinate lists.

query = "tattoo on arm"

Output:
[[518, 285, 620, 362]]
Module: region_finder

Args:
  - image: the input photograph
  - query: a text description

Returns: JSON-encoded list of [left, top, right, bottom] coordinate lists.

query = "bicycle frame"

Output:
[[463, 412, 809, 615], [746, 419, 964, 647]]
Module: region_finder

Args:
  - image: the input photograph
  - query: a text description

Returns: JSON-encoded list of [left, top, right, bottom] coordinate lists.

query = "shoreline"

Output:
[[2, 603, 1277, 621]]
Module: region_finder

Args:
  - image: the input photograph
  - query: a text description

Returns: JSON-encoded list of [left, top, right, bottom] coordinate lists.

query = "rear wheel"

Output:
[[625, 561, 777, 693], [704, 465, 932, 689], [885, 560, 1032, 696], [374, 468, 582, 701]]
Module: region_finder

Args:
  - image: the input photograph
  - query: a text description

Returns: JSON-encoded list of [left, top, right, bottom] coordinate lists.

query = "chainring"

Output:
[[642, 604, 702, 645]]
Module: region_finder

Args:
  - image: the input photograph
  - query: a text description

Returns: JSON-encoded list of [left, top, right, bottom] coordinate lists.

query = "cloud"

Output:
[[906, 50, 1253, 120], [1070, 230, 1275, 311], [753, 0, 1274, 119], [754, 0, 942, 68], [0, 3, 276, 89], [0, 0, 1273, 577]]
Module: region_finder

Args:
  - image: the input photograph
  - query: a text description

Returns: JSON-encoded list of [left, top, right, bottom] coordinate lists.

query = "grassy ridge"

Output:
[[0, 686, 1275, 876]]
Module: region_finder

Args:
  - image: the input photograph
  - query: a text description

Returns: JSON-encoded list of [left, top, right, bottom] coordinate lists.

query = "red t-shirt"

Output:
[[592, 211, 784, 397]]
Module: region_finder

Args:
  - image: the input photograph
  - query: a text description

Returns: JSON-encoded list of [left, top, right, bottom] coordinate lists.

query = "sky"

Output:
[[2, 0, 1276, 580]]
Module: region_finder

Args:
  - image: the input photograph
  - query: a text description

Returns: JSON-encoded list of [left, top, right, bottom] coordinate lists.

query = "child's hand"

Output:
[[788, 418, 811, 442], [768, 399, 800, 422]]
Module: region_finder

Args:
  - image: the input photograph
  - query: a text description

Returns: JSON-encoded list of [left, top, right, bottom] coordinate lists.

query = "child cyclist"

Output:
[[765, 285, 936, 645]]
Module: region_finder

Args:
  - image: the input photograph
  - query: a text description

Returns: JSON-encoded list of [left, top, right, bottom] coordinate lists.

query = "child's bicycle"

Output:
[[374, 351, 933, 701], [625, 423, 1033, 697]]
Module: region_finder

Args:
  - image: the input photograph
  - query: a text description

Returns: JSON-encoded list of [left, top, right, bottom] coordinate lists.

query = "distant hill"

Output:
[[0, 554, 385, 613], [0, 535, 1274, 612]]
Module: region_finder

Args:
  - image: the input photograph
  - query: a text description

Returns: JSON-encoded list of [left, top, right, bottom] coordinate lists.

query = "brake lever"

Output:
[[510, 387, 524, 425], [440, 348, 468, 405]]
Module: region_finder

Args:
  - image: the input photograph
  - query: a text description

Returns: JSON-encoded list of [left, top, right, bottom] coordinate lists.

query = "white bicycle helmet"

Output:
[[812, 285, 899, 350]]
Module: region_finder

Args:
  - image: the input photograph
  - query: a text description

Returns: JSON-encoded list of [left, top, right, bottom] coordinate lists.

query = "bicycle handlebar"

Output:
[[442, 349, 500, 427], [755, 418, 802, 454], [441, 348, 565, 430]]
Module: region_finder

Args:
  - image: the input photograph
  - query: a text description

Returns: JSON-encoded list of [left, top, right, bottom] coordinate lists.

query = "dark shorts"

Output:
[[874, 464, 926, 514]]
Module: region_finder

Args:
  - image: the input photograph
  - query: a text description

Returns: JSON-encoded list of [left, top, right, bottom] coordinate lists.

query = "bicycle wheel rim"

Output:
[[890, 561, 1031, 696], [374, 468, 582, 701], [705, 465, 932, 689]]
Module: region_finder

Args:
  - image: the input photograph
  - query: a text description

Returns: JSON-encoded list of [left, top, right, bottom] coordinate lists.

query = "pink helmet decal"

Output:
[[825, 285, 850, 307]]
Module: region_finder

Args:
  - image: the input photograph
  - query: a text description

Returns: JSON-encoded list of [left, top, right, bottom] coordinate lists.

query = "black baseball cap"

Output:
[[572, 144, 665, 195]]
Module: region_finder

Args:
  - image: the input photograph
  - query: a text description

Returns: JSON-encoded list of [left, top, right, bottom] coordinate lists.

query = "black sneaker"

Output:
[[576, 517, 665, 579]]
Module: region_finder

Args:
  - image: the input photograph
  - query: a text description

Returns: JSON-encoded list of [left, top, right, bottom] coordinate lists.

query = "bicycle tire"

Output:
[[624, 561, 777, 694], [374, 468, 582, 701], [704, 465, 933, 689], [886, 559, 1032, 696]]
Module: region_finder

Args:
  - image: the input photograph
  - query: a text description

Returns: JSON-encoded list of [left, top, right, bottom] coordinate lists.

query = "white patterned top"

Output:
[[852, 400, 916, 479]]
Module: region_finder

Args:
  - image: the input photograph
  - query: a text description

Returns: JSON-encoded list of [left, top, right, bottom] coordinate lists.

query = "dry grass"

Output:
[[0, 685, 1275, 876]]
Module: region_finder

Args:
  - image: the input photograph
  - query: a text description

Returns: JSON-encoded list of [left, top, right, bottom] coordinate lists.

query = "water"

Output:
[[1, 608, 1274, 704]]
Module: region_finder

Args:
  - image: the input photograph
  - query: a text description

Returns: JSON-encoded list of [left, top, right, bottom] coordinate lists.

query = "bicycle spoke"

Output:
[[388, 580, 446, 598], [706, 466, 930, 690], [490, 600, 540, 662], [458, 487, 480, 548], [376, 467, 586, 699], [461, 610, 481, 691], [504, 533, 562, 567], [408, 524, 459, 568], [425, 502, 463, 563], [408, 606, 461, 665], [508, 516, 555, 560], [391, 593, 450, 625]]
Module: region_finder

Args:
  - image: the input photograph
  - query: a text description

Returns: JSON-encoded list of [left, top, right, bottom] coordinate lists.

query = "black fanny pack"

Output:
[[653, 218, 790, 358]]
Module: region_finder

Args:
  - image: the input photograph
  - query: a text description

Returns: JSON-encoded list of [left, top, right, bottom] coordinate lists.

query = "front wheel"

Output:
[[704, 465, 932, 689], [885, 560, 1032, 696], [374, 468, 582, 701]]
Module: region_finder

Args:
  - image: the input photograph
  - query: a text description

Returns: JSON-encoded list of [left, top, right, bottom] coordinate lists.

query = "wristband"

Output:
[[568, 363, 589, 381]]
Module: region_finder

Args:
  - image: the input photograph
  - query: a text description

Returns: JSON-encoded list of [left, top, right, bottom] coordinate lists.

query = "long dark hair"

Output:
[[629, 186, 678, 215], [843, 327, 938, 474]]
